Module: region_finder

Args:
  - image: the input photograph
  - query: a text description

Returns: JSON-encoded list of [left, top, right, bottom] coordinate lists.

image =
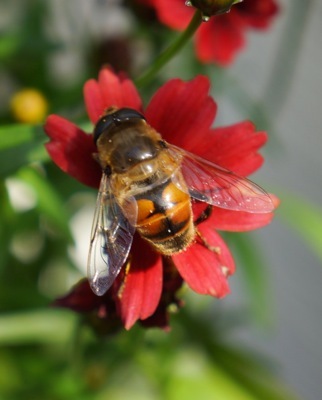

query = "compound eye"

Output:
[[93, 115, 114, 144], [113, 108, 145, 123], [93, 108, 145, 144], [93, 108, 146, 144]]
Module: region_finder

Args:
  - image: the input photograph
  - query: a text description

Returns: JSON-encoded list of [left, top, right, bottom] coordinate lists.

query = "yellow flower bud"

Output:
[[10, 89, 48, 124]]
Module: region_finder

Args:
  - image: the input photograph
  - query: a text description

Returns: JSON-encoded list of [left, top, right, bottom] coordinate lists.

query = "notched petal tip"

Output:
[[173, 246, 231, 298], [84, 67, 143, 122], [84, 79, 105, 124], [269, 193, 280, 208], [44, 114, 101, 188], [116, 238, 163, 330], [145, 75, 217, 149]]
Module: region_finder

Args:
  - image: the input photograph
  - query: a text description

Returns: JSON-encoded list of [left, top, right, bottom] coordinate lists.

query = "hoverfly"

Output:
[[88, 107, 275, 295]]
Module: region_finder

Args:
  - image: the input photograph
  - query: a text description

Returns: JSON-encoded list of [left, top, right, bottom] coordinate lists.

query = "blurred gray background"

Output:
[[216, 1, 322, 399]]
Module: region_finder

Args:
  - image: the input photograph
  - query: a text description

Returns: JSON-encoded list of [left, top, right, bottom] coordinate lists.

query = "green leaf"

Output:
[[0, 309, 77, 345], [176, 311, 299, 400], [0, 124, 49, 178], [278, 193, 322, 263], [0, 182, 17, 272], [166, 349, 259, 400], [209, 343, 299, 400], [17, 167, 73, 242], [223, 232, 270, 325], [0, 34, 20, 59], [0, 123, 43, 150]]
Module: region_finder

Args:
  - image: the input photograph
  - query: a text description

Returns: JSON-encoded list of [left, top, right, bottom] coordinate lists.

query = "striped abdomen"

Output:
[[134, 178, 195, 255]]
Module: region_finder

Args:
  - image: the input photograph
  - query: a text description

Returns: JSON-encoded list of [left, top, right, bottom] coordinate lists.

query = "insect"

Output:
[[88, 107, 275, 295]]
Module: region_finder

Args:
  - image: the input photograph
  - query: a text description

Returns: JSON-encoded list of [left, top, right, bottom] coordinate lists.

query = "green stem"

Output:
[[135, 10, 203, 89]]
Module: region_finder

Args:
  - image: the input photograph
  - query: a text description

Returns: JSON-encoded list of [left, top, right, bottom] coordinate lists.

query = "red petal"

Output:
[[236, 0, 279, 29], [207, 194, 279, 232], [151, 0, 192, 30], [198, 122, 267, 176], [84, 68, 142, 124], [198, 223, 236, 275], [121, 78, 144, 110], [196, 13, 245, 66], [44, 115, 101, 188], [98, 69, 124, 108], [172, 228, 234, 297], [53, 279, 101, 312], [145, 76, 217, 151], [208, 207, 275, 231], [83, 79, 105, 124], [116, 236, 163, 330]]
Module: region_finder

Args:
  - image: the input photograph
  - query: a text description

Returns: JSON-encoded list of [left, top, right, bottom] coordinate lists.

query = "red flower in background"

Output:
[[145, 0, 279, 65], [45, 68, 277, 330]]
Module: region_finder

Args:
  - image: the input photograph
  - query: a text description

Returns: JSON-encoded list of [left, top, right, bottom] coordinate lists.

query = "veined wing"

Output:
[[168, 145, 275, 213], [87, 174, 137, 296]]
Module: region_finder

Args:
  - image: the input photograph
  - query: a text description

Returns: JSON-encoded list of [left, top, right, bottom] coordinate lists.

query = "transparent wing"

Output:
[[168, 145, 275, 213], [87, 174, 137, 296]]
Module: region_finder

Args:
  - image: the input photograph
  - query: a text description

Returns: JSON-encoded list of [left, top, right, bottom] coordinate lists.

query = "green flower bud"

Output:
[[186, 0, 243, 20]]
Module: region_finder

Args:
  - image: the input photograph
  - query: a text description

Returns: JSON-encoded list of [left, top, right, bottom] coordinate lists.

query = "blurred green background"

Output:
[[1, 1, 322, 399]]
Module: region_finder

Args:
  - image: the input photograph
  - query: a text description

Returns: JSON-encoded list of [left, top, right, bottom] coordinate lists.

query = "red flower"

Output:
[[145, 0, 279, 65], [45, 68, 277, 330], [54, 257, 184, 333]]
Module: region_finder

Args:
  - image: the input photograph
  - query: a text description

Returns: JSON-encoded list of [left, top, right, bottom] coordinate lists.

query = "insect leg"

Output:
[[194, 204, 213, 226]]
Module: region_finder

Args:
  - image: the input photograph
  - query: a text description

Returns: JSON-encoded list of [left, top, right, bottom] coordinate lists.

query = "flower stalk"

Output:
[[135, 10, 203, 88]]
